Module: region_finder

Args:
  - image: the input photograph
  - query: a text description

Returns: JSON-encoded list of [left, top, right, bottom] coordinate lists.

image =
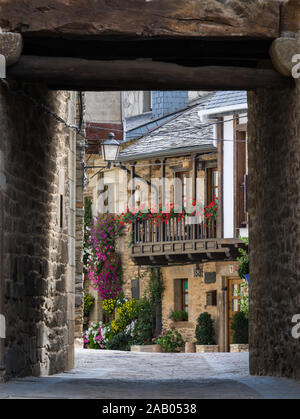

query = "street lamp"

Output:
[[101, 132, 120, 164]]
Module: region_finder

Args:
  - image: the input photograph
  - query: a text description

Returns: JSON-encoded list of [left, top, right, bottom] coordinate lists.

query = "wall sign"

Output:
[[204, 272, 216, 284]]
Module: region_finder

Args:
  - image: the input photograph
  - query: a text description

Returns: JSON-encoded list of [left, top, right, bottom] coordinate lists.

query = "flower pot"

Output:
[[196, 345, 219, 353], [130, 344, 162, 353], [152, 344, 162, 353], [185, 342, 196, 353], [230, 344, 249, 353]]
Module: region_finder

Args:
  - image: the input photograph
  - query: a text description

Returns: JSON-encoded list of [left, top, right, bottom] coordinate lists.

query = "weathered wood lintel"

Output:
[[0, 0, 281, 40], [7, 56, 294, 91]]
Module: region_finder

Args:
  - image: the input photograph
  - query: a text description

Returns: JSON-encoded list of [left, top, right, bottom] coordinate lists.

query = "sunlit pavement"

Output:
[[0, 349, 300, 399]]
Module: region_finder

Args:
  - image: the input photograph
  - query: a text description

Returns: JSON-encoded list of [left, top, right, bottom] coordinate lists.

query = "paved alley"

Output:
[[0, 349, 300, 399]]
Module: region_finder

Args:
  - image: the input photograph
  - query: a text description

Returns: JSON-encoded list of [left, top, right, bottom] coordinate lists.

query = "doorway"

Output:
[[227, 277, 243, 349]]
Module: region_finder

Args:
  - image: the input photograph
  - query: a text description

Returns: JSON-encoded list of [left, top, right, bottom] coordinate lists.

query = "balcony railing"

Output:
[[130, 217, 241, 266], [132, 217, 217, 245]]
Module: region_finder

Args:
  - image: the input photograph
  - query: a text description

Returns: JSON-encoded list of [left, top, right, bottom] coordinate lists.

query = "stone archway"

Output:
[[0, 0, 299, 380]]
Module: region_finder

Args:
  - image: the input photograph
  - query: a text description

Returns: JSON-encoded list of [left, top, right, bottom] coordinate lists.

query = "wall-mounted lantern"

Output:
[[101, 133, 120, 163]]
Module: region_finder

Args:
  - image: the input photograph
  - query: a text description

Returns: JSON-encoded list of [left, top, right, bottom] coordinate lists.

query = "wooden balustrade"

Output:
[[132, 217, 217, 245]]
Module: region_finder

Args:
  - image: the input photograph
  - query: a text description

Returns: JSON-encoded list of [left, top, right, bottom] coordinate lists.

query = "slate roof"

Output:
[[205, 91, 247, 110], [125, 112, 181, 143], [119, 93, 216, 161]]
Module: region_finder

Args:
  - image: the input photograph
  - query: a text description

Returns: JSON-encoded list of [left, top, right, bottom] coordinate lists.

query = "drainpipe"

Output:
[[121, 92, 126, 141]]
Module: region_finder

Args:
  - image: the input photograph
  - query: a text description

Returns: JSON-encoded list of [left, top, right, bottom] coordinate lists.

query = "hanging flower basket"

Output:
[[116, 198, 218, 228]]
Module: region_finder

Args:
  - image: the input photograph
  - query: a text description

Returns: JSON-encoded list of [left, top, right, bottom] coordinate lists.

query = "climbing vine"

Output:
[[83, 198, 93, 272], [147, 267, 164, 306], [86, 214, 123, 300]]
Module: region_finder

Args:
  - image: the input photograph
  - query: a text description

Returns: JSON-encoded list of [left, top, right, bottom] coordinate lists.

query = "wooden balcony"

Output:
[[131, 217, 242, 266]]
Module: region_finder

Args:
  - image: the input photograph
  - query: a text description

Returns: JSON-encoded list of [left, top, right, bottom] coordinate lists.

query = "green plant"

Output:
[[83, 321, 108, 349], [83, 293, 95, 317], [231, 311, 249, 344], [237, 237, 249, 279], [110, 299, 139, 334], [116, 199, 218, 230], [131, 298, 155, 345], [169, 310, 188, 322], [87, 214, 123, 300], [195, 312, 216, 345], [155, 329, 185, 352], [236, 281, 249, 318], [147, 267, 164, 306], [83, 198, 93, 272], [106, 332, 131, 351]]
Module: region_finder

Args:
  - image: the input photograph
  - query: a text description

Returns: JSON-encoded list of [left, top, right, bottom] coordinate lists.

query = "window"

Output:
[[143, 91, 152, 113], [206, 168, 218, 236], [182, 279, 188, 314], [207, 167, 218, 203], [206, 290, 217, 306], [234, 120, 247, 231], [175, 171, 190, 209], [174, 278, 189, 317]]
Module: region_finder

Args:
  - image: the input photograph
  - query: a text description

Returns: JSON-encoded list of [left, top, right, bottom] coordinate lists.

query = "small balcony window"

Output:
[[174, 278, 188, 318]]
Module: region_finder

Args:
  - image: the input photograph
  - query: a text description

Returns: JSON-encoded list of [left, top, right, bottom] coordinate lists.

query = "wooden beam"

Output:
[[22, 37, 273, 65], [7, 56, 294, 91], [281, 0, 300, 34], [0, 0, 281, 39]]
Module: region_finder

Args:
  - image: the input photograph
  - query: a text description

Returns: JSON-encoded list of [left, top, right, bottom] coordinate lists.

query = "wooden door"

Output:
[[206, 167, 218, 238], [228, 278, 242, 345], [234, 120, 247, 234]]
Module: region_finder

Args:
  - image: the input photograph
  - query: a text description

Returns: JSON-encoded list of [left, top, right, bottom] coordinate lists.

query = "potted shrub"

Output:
[[130, 298, 158, 352], [230, 311, 249, 352], [155, 329, 185, 353], [169, 310, 188, 322], [195, 312, 219, 352]]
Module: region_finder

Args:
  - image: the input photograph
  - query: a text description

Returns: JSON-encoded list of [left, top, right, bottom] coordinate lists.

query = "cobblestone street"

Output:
[[0, 349, 300, 399]]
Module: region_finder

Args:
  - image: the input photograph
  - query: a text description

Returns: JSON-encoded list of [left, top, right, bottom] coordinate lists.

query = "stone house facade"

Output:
[[83, 90, 207, 325], [84, 90, 248, 352]]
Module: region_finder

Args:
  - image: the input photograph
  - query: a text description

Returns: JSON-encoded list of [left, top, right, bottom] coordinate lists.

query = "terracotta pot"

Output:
[[152, 344, 162, 353], [185, 342, 196, 353]]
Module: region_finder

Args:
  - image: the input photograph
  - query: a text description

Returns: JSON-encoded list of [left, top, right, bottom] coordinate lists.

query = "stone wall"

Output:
[[118, 229, 150, 300], [74, 94, 85, 343], [0, 150, 5, 381], [0, 82, 77, 378], [248, 80, 300, 379], [161, 261, 240, 351]]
